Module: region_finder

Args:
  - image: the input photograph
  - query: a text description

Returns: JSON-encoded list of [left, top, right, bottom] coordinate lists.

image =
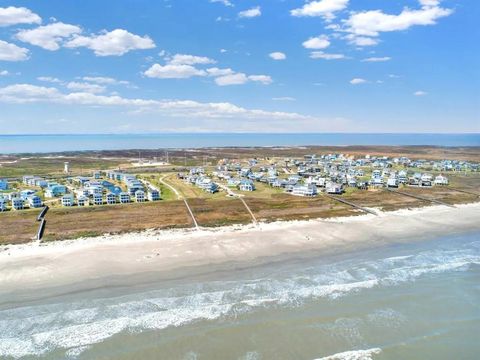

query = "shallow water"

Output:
[[1, 232, 479, 359]]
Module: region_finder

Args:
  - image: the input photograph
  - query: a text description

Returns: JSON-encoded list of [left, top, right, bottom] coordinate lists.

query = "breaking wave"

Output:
[[0, 239, 478, 358], [314, 348, 382, 360]]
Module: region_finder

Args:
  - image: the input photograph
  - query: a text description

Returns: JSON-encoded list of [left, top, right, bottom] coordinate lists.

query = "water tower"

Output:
[[64, 161, 70, 174]]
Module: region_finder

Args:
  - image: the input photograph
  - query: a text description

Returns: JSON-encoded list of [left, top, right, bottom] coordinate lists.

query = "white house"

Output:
[[0, 198, 7, 211], [12, 198, 24, 210], [434, 174, 449, 186], [147, 189, 160, 201], [27, 195, 43, 208], [292, 184, 318, 197], [387, 177, 399, 188], [77, 195, 89, 206], [119, 192, 130, 204], [92, 193, 103, 205], [61, 194, 74, 207], [106, 192, 117, 205], [135, 190, 145, 202], [326, 182, 343, 194]]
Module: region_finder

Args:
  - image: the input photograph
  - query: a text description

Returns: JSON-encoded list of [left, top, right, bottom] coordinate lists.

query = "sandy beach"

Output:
[[1, 202, 479, 300]]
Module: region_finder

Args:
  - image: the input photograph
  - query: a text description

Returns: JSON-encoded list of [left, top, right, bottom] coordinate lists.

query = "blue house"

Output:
[[0, 179, 8, 191]]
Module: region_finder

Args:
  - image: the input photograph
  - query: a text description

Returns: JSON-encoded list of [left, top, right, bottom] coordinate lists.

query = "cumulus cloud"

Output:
[[0, 6, 41, 27], [0, 40, 29, 61], [214, 73, 272, 86], [269, 52, 286, 60], [362, 56, 391, 62], [345, 0, 453, 37], [350, 78, 367, 85], [272, 97, 296, 101], [302, 35, 330, 49], [144, 64, 207, 79], [81, 76, 130, 86], [16, 22, 82, 51], [65, 29, 155, 56], [238, 6, 261, 18], [310, 51, 346, 60], [167, 54, 216, 65], [291, 0, 349, 20], [0, 83, 310, 122], [0, 70, 9, 76]]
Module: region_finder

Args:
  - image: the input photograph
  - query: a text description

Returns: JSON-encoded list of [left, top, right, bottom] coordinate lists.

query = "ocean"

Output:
[[0, 133, 479, 154], [0, 231, 479, 359]]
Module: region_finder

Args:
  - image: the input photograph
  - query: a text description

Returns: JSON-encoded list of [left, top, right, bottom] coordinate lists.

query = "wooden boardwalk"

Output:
[[385, 188, 455, 208], [323, 193, 378, 216]]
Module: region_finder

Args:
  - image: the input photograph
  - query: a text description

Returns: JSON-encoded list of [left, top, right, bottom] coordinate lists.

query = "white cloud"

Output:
[[269, 52, 286, 60], [0, 70, 8, 76], [37, 76, 61, 83], [414, 90, 427, 96], [0, 83, 311, 123], [310, 51, 346, 60], [81, 76, 130, 86], [350, 78, 367, 85], [248, 75, 272, 85], [206, 67, 235, 77], [345, 1, 453, 38], [0, 40, 29, 61], [66, 81, 106, 94], [0, 6, 41, 27], [302, 35, 330, 49], [346, 35, 379, 47], [291, 0, 349, 20], [215, 72, 248, 86], [168, 54, 216, 65], [144, 64, 207, 79], [362, 56, 391, 62], [16, 22, 82, 51], [65, 29, 155, 56], [272, 97, 296, 101], [210, 0, 233, 7], [238, 6, 261, 18]]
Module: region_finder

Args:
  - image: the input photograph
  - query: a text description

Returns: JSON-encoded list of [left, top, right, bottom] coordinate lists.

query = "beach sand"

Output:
[[1, 203, 480, 300]]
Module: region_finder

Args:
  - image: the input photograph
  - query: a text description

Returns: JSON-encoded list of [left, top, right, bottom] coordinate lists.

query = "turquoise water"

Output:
[[0, 231, 479, 359], [0, 133, 479, 154]]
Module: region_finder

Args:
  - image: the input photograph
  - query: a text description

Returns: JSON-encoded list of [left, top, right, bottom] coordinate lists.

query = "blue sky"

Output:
[[0, 0, 478, 134]]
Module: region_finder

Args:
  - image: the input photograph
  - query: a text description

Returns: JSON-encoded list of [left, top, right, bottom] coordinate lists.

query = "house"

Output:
[[326, 182, 343, 194], [106, 192, 117, 205], [434, 174, 449, 186], [119, 192, 130, 204], [27, 195, 42, 208], [93, 171, 102, 179], [45, 183, 66, 197], [92, 193, 103, 205], [61, 194, 74, 207], [0, 179, 8, 190], [0, 198, 7, 211], [387, 177, 399, 188], [292, 184, 318, 197], [147, 189, 160, 201], [239, 180, 255, 192], [20, 189, 36, 199], [421, 174, 433, 187], [12, 198, 24, 210], [135, 190, 146, 202], [77, 195, 89, 207]]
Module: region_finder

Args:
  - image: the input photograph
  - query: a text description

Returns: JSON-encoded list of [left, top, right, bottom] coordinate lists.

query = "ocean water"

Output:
[[0, 232, 479, 359], [0, 133, 479, 154]]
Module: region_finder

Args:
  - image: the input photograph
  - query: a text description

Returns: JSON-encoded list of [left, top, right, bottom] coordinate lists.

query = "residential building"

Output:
[[92, 193, 103, 205], [27, 195, 42, 208], [77, 195, 89, 206], [434, 175, 449, 185], [0, 179, 8, 190], [61, 194, 74, 207], [147, 189, 160, 201], [119, 192, 130, 203], [12, 198, 24, 210], [106, 192, 117, 204], [292, 184, 318, 197], [135, 190, 146, 202]]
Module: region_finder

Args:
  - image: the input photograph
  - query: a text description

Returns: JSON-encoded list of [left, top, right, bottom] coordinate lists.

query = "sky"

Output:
[[0, 0, 478, 134]]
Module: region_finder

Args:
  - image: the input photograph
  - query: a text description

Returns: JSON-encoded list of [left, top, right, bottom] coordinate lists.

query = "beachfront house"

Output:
[[119, 192, 130, 204], [421, 174, 433, 187], [77, 195, 89, 207], [61, 194, 74, 207], [326, 182, 343, 194], [434, 174, 449, 186], [147, 189, 160, 201], [292, 184, 318, 197], [387, 177, 399, 188], [0, 179, 8, 190], [0, 198, 7, 211], [106, 192, 117, 205], [12, 198, 24, 210], [92, 193, 103, 205], [135, 190, 145, 202], [27, 195, 42, 208]]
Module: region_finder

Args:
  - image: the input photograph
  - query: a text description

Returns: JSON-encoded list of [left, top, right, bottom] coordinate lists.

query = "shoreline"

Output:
[[1, 202, 480, 302]]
